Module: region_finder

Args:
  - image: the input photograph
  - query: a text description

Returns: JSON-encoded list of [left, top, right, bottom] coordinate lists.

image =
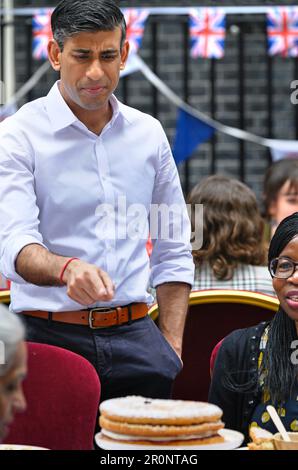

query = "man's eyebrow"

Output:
[[72, 48, 91, 53], [72, 48, 118, 54], [100, 48, 119, 54]]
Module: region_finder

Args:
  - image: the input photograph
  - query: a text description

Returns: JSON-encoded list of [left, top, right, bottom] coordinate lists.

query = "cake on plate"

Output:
[[99, 396, 225, 446]]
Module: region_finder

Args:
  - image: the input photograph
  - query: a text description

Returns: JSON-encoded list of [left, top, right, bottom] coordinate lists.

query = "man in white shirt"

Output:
[[0, 0, 194, 401]]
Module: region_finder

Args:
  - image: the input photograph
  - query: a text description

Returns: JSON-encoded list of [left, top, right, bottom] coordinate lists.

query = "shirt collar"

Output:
[[46, 81, 129, 133], [46, 81, 78, 132]]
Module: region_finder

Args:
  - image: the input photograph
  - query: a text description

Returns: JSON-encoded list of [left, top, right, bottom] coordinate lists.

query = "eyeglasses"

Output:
[[269, 257, 298, 279]]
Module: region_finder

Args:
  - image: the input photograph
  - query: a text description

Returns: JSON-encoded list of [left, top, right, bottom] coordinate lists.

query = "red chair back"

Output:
[[171, 290, 279, 402], [210, 339, 224, 376], [4, 342, 101, 450]]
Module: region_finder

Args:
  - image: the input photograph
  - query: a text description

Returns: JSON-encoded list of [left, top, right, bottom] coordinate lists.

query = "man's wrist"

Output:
[[161, 331, 182, 357], [59, 257, 80, 285]]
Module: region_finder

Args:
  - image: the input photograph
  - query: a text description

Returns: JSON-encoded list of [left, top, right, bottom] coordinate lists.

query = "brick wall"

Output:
[[11, 0, 298, 201]]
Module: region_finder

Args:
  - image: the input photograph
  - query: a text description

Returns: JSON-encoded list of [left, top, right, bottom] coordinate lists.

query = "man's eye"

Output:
[[102, 55, 116, 60], [74, 55, 89, 60]]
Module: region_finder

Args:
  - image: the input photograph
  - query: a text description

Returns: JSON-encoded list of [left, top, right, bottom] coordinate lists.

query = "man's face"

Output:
[[49, 27, 129, 113], [0, 342, 27, 441]]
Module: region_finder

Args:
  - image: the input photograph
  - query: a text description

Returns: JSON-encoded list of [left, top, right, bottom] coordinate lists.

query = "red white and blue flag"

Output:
[[123, 8, 149, 54], [32, 9, 53, 60], [189, 8, 226, 59], [267, 7, 298, 57]]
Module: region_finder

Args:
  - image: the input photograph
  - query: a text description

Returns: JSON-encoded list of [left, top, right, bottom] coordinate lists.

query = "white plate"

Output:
[[0, 444, 48, 450], [95, 429, 244, 451]]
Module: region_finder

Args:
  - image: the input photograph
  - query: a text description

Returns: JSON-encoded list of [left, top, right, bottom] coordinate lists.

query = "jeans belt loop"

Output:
[[127, 305, 133, 325], [48, 312, 53, 326]]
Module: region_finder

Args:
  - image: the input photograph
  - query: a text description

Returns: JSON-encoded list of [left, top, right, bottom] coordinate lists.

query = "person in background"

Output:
[[0, 305, 27, 442], [263, 159, 298, 238], [0, 0, 193, 403], [209, 212, 298, 442], [188, 175, 275, 296]]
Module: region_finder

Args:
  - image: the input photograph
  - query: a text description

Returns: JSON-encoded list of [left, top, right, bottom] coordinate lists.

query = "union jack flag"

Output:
[[189, 8, 226, 59], [267, 7, 298, 57], [123, 8, 149, 54], [32, 9, 53, 60]]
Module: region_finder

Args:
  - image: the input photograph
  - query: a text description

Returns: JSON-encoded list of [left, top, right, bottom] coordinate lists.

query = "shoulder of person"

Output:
[[118, 100, 163, 129], [220, 321, 268, 355], [252, 264, 271, 274], [0, 96, 45, 135]]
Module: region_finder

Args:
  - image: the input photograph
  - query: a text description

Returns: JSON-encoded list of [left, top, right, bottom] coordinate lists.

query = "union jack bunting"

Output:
[[32, 9, 53, 60], [189, 8, 226, 59], [123, 8, 149, 54], [267, 7, 298, 57]]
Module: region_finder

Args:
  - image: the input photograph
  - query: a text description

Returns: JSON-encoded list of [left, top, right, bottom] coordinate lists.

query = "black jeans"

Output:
[[23, 314, 183, 403]]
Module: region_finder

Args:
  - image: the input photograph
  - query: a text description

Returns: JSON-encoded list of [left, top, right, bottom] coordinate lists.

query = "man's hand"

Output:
[[15, 244, 115, 305], [156, 282, 191, 362], [62, 259, 115, 305], [163, 333, 183, 360]]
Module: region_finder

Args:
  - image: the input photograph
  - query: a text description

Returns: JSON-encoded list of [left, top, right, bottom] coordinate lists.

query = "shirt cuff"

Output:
[[1, 235, 47, 284], [150, 261, 195, 289]]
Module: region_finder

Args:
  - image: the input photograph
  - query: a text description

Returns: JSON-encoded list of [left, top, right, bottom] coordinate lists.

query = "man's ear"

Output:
[[47, 39, 62, 72], [120, 39, 130, 70]]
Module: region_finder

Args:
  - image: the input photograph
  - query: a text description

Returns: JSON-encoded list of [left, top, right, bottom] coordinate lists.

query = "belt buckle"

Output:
[[88, 307, 116, 329]]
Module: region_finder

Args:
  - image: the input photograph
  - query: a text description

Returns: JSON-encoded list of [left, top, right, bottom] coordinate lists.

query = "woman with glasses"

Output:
[[208, 212, 298, 443]]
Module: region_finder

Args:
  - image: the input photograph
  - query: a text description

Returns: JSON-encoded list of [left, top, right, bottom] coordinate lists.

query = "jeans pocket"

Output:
[[162, 334, 183, 370], [148, 317, 183, 372]]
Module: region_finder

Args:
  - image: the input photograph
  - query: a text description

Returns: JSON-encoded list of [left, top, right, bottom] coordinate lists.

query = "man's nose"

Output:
[[86, 60, 104, 81], [13, 387, 27, 413]]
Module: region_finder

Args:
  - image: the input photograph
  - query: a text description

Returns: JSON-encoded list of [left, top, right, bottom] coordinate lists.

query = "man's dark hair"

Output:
[[51, 0, 126, 51]]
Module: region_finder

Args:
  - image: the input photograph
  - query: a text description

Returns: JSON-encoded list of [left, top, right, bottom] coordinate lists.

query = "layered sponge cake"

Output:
[[99, 396, 225, 446], [247, 427, 275, 450]]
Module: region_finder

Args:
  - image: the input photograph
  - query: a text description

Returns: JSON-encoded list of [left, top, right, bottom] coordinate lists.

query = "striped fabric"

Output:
[[193, 262, 276, 297]]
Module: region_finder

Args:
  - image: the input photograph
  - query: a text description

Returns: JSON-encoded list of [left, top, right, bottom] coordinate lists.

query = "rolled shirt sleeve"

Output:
[[0, 122, 47, 283], [149, 123, 194, 288]]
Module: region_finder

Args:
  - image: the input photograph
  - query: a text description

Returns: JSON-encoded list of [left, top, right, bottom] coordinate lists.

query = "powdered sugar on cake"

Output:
[[100, 396, 222, 421]]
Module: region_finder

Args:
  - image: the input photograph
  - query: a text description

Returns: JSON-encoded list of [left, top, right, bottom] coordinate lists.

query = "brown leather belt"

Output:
[[21, 303, 148, 329]]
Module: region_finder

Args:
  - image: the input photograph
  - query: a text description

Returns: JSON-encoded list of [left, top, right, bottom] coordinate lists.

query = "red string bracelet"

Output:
[[59, 257, 79, 285]]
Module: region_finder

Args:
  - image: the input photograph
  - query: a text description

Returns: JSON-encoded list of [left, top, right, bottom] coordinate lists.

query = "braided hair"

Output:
[[262, 212, 298, 405]]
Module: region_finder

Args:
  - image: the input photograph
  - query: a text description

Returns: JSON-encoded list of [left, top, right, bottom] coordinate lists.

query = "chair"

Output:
[[0, 289, 10, 305], [4, 342, 101, 450], [210, 339, 224, 376], [148, 289, 279, 402]]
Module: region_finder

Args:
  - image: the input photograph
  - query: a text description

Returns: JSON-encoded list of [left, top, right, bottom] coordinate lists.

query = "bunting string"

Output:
[[1, 6, 298, 161], [1, 53, 297, 161]]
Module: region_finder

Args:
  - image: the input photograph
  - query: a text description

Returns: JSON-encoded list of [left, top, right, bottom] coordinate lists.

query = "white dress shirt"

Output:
[[0, 81, 194, 312]]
